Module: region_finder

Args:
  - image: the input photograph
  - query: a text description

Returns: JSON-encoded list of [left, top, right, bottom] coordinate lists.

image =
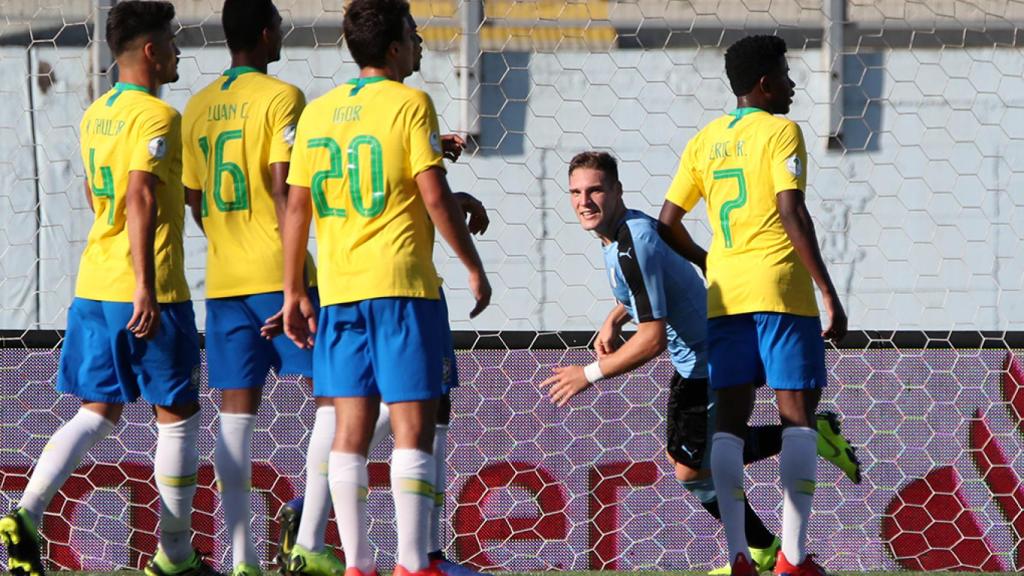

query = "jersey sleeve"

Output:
[[664, 136, 703, 212], [770, 120, 807, 194], [286, 110, 313, 188], [616, 225, 668, 323], [405, 90, 445, 177], [268, 85, 306, 165], [180, 107, 203, 190], [129, 106, 180, 183]]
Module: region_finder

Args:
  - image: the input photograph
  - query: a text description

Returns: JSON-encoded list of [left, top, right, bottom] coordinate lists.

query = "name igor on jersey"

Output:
[[182, 67, 307, 298], [77, 82, 189, 303], [287, 77, 445, 305], [665, 108, 817, 318]]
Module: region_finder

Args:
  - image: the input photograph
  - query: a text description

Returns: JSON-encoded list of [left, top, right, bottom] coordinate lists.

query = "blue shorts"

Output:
[[313, 297, 446, 403], [206, 291, 317, 389], [707, 312, 827, 391], [439, 288, 459, 393], [57, 298, 201, 406]]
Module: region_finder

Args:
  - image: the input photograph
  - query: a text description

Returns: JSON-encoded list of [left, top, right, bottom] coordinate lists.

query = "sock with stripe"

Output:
[[19, 407, 115, 527], [155, 412, 200, 564], [329, 451, 374, 574], [296, 406, 336, 552], [780, 426, 818, 564], [392, 448, 435, 572], [428, 424, 449, 554], [214, 412, 257, 567]]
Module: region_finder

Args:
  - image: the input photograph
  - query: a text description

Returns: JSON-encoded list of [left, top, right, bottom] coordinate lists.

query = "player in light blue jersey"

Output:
[[542, 151, 859, 574]]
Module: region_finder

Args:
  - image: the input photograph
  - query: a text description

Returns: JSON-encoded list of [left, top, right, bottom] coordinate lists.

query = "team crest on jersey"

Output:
[[283, 124, 297, 146], [786, 155, 802, 177], [430, 132, 441, 153], [148, 136, 167, 159]]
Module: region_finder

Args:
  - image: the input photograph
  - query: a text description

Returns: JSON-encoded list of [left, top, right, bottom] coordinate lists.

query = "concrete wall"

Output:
[[1, 35, 1022, 332]]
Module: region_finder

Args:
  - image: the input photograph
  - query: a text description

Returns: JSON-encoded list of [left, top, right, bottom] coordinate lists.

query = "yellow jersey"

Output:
[[287, 77, 445, 305], [665, 107, 817, 318], [182, 67, 308, 298], [77, 82, 189, 303]]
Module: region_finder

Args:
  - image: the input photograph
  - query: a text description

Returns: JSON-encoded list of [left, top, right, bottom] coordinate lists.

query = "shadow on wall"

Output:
[[475, 51, 529, 157], [838, 52, 884, 153]]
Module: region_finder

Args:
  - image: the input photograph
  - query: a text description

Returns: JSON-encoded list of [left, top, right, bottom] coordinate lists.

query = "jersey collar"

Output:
[[106, 82, 150, 106], [727, 106, 765, 128], [346, 76, 388, 96], [222, 66, 261, 90]]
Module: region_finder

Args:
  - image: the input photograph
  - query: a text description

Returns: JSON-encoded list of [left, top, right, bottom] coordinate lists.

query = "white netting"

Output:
[[2, 0, 1024, 572]]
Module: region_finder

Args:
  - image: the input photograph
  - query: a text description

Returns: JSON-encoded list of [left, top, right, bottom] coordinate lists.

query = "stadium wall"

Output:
[[1, 43, 1021, 332], [2, 334, 1024, 572]]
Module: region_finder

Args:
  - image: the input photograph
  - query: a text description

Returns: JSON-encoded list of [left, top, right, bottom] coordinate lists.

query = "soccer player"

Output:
[[0, 3, 215, 576], [180, 1, 331, 575], [543, 151, 859, 575], [659, 35, 849, 576], [276, 14, 489, 576], [281, 2, 491, 576]]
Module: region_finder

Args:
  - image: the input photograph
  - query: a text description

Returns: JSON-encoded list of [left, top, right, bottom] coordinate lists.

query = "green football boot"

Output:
[[709, 537, 781, 575], [287, 544, 346, 576], [816, 411, 862, 484], [0, 508, 44, 576], [143, 549, 223, 576]]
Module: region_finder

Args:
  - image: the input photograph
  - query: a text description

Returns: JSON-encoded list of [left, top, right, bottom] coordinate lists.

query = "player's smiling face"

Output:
[[569, 167, 623, 235]]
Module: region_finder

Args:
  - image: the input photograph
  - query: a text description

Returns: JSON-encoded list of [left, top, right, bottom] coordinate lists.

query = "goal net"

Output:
[[2, 0, 1024, 572]]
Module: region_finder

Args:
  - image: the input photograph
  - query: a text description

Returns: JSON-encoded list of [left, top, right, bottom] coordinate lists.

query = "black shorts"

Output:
[[666, 372, 711, 469]]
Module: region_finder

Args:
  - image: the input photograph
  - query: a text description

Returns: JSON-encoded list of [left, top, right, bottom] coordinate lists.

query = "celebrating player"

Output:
[[659, 35, 849, 576], [280, 2, 491, 576], [180, 1, 331, 575], [543, 151, 859, 575], [1, 3, 215, 576]]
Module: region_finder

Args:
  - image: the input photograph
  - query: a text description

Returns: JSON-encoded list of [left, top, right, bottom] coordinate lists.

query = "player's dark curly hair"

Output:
[[106, 1, 175, 56], [223, 0, 277, 53], [568, 150, 619, 184], [724, 35, 788, 96], [343, 0, 411, 68]]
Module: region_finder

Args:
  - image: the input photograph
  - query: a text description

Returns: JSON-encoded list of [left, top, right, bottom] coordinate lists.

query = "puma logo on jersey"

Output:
[[618, 247, 634, 260]]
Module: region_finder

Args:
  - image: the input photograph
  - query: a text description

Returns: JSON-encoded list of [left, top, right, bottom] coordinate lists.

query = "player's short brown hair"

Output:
[[343, 0, 411, 68], [568, 150, 619, 184]]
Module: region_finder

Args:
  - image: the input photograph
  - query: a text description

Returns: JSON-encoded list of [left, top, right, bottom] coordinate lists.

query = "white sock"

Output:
[[329, 451, 374, 574], [19, 408, 115, 527], [392, 448, 435, 572], [296, 406, 335, 552], [155, 412, 201, 564], [780, 426, 818, 564], [711, 432, 748, 564], [428, 424, 449, 555], [215, 412, 258, 567], [368, 403, 392, 452]]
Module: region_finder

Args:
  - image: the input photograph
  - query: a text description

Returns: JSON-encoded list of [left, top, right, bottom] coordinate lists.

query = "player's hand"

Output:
[[260, 309, 284, 340], [283, 293, 317, 349], [441, 133, 466, 162], [468, 269, 491, 319], [453, 192, 489, 235], [539, 365, 592, 407], [595, 320, 621, 358], [821, 293, 848, 342], [127, 287, 160, 339]]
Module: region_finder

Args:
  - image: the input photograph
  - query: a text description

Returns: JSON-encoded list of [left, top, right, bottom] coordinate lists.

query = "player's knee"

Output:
[[680, 476, 717, 504], [673, 461, 703, 483]]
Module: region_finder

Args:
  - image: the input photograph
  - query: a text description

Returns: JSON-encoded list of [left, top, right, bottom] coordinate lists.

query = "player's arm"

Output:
[[281, 183, 316, 348], [270, 163, 289, 237], [84, 180, 94, 213], [595, 302, 630, 357], [540, 318, 667, 407], [657, 201, 707, 274], [416, 168, 491, 317], [125, 170, 160, 339], [453, 191, 489, 235], [777, 190, 847, 341], [184, 186, 204, 232]]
